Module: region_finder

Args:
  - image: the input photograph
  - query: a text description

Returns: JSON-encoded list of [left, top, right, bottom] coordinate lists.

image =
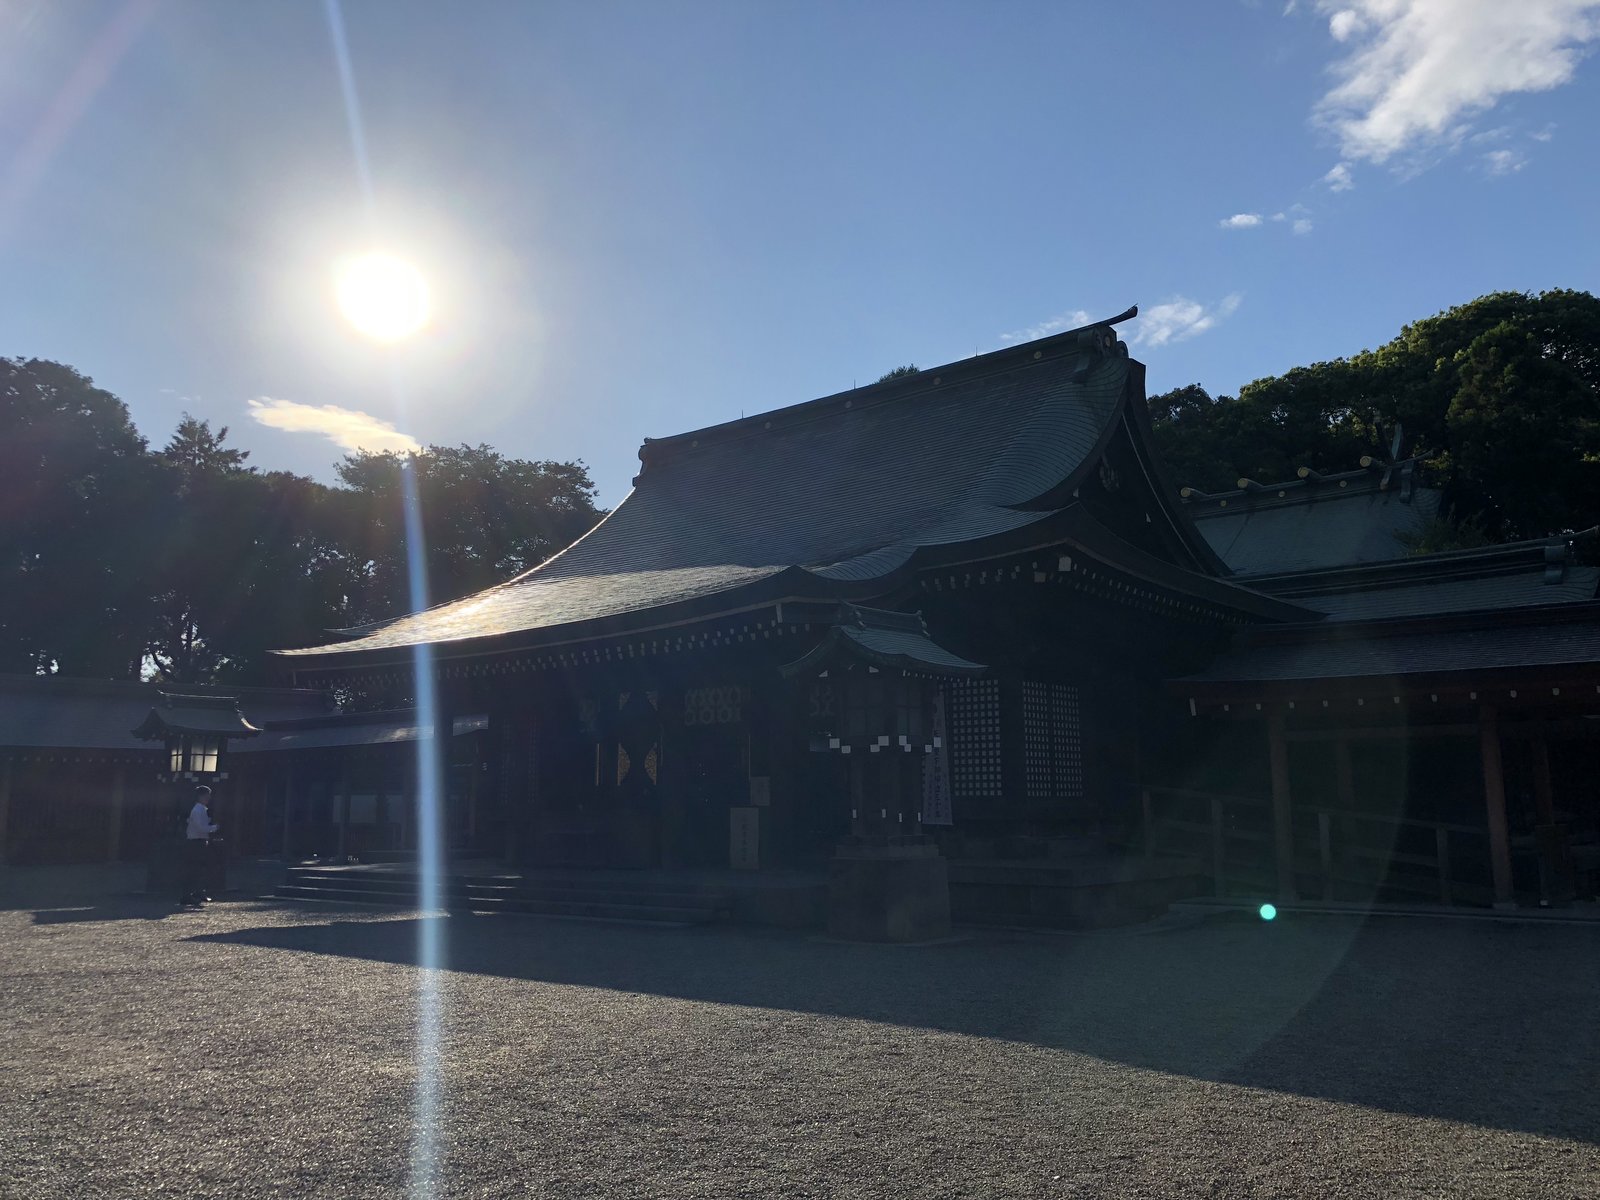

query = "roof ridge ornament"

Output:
[[1358, 423, 1408, 491], [1069, 307, 1136, 384], [1544, 539, 1570, 585]]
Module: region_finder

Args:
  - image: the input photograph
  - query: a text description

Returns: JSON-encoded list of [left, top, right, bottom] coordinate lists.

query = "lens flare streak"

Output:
[[323, 2, 446, 1194]]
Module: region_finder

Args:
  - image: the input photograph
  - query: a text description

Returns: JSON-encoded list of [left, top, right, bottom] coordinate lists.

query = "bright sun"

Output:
[[335, 251, 432, 342]]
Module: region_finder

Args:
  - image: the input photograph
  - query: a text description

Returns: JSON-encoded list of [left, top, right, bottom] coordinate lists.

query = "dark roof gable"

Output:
[[278, 310, 1310, 669], [281, 313, 1219, 664]]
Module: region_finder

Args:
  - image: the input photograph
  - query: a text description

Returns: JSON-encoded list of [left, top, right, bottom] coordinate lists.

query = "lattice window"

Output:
[[948, 678, 1002, 799], [1023, 681, 1084, 800], [683, 685, 744, 726]]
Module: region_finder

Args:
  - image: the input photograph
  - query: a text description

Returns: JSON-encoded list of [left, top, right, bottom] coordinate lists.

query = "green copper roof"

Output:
[[279, 319, 1142, 663]]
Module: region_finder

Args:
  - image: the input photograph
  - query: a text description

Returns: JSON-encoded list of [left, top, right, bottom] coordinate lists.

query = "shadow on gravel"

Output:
[[27, 902, 178, 924], [194, 906, 1600, 1146], [18, 893, 269, 924]]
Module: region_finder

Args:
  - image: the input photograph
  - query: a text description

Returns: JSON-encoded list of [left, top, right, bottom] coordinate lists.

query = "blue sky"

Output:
[[3, 0, 1597, 505]]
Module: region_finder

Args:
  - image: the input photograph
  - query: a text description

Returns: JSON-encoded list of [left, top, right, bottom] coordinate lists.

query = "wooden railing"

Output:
[[1140, 785, 1493, 905]]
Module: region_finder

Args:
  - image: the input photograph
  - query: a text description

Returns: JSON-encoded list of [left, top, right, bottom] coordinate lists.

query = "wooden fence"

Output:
[[1139, 785, 1495, 906]]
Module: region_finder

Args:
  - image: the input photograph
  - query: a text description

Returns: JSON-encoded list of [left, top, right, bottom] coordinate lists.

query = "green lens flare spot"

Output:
[[1258, 903, 1278, 921]]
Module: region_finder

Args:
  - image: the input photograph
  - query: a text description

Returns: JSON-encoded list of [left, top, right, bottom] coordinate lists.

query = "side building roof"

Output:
[[1177, 606, 1600, 691], [1183, 459, 1440, 576], [1246, 529, 1600, 622], [0, 675, 329, 754]]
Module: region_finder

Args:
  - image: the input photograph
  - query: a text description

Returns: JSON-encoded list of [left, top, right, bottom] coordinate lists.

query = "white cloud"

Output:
[[247, 397, 422, 454], [1292, 217, 1315, 234], [1328, 8, 1367, 41], [1481, 148, 1528, 175], [998, 309, 1094, 343], [1219, 212, 1264, 229], [1531, 122, 1558, 141], [1322, 161, 1356, 191], [1129, 294, 1243, 348], [1314, 0, 1600, 164]]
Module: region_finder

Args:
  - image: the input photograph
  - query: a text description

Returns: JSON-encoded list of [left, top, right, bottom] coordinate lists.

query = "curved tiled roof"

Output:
[[779, 605, 988, 679], [130, 693, 262, 740], [278, 324, 1136, 662]]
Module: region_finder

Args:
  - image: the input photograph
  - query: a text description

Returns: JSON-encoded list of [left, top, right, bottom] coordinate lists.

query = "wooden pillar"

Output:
[[1478, 705, 1515, 908], [1267, 711, 1296, 901], [399, 769, 415, 853], [1531, 733, 1556, 825], [1329, 739, 1354, 903], [0, 758, 11, 862], [466, 731, 482, 845], [335, 783, 349, 860], [107, 766, 126, 863], [1334, 740, 1356, 810], [434, 702, 454, 855], [1210, 794, 1225, 897], [280, 767, 295, 860], [1317, 811, 1333, 900], [1435, 827, 1453, 905]]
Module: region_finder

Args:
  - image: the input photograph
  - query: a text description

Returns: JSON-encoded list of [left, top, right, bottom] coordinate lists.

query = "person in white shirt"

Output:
[[179, 785, 218, 907]]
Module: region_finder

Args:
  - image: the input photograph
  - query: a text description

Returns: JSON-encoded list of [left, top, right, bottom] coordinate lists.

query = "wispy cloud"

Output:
[[1236, 205, 1314, 234], [1313, 1, 1600, 165], [998, 309, 1094, 343], [1481, 147, 1528, 176], [247, 398, 422, 454], [1129, 295, 1243, 348], [1322, 161, 1356, 191]]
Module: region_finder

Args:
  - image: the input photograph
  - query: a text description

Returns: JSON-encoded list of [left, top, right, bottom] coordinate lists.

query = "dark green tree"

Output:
[[1150, 289, 1600, 539], [143, 417, 260, 682], [160, 413, 251, 476], [335, 444, 603, 624], [142, 420, 368, 685], [0, 359, 158, 676], [1, 362, 608, 686]]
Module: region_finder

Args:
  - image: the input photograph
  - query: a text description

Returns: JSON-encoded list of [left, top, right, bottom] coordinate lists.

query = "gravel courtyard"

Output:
[[2, 872, 1597, 1199]]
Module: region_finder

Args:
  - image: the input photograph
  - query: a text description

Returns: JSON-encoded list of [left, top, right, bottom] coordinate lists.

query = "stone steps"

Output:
[[274, 866, 725, 926]]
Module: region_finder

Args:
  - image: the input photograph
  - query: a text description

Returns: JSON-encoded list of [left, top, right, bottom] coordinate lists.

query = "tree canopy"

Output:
[[0, 358, 602, 685], [1148, 289, 1600, 542], [335, 445, 603, 626], [0, 360, 159, 677]]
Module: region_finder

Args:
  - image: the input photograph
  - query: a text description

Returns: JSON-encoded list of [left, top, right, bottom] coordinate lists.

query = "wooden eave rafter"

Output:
[[1178, 666, 1600, 720]]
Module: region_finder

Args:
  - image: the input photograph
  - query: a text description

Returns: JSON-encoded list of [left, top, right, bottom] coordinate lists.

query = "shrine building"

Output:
[[268, 309, 1600, 920], [3, 309, 1595, 927]]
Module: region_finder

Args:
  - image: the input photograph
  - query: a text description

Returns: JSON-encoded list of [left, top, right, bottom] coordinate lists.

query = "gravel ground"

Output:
[[1, 874, 1597, 1199]]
